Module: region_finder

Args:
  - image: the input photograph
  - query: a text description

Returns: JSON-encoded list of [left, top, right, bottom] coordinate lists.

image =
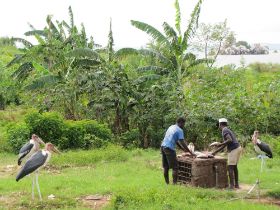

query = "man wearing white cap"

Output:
[[212, 118, 242, 189]]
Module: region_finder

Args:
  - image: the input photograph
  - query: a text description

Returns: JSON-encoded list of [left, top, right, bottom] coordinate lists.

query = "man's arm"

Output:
[[212, 133, 233, 156], [176, 140, 195, 156]]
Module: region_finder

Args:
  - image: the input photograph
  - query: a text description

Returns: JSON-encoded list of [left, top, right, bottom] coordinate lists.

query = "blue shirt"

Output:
[[161, 124, 184, 151]]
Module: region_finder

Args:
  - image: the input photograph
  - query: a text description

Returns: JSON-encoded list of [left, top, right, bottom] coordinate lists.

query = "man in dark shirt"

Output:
[[212, 118, 242, 189]]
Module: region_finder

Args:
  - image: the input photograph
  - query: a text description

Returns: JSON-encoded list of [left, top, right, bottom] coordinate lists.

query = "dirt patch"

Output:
[[0, 165, 18, 177], [247, 198, 280, 207], [235, 183, 255, 192], [0, 192, 28, 209], [44, 165, 62, 175], [78, 194, 111, 209]]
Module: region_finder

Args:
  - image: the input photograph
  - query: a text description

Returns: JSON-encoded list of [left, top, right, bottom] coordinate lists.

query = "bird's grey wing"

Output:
[[16, 151, 48, 181], [18, 143, 34, 165], [257, 142, 273, 158]]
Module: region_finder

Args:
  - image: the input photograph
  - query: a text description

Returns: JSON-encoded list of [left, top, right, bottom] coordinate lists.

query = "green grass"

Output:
[[0, 147, 279, 209]]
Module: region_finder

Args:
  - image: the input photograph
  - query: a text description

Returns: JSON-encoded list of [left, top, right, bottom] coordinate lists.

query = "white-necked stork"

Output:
[[252, 131, 273, 158], [16, 143, 60, 200], [18, 134, 45, 166]]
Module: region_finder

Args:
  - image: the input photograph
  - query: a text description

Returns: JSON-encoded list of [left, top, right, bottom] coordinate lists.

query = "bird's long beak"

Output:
[[52, 146, 61, 154]]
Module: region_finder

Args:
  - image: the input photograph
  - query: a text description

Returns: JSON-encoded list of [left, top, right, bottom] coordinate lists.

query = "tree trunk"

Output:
[[0, 94, 5, 110], [114, 100, 122, 134]]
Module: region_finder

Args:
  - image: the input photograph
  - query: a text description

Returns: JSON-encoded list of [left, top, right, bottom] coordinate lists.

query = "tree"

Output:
[[6, 7, 100, 119], [131, 0, 205, 93], [236, 40, 251, 49], [193, 20, 233, 67]]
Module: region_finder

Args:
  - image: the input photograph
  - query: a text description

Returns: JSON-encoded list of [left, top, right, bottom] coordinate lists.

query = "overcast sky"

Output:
[[0, 0, 280, 48]]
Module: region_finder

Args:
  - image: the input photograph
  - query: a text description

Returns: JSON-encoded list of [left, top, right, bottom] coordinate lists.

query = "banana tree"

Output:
[[131, 0, 205, 100], [7, 7, 100, 118]]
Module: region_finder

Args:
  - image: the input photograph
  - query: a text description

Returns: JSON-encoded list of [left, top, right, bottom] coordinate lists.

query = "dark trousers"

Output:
[[161, 146, 178, 184]]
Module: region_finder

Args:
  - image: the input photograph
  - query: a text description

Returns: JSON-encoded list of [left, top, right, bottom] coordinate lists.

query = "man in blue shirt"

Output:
[[161, 117, 195, 184]]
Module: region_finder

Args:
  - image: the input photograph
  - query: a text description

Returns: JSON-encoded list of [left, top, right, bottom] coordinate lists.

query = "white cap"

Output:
[[218, 118, 228, 123]]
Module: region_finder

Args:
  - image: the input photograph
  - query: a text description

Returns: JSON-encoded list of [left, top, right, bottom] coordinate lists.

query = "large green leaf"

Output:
[[182, 0, 203, 51], [137, 66, 169, 74], [138, 49, 172, 65], [72, 59, 101, 68], [11, 38, 33, 48], [12, 62, 34, 80], [162, 22, 178, 41], [67, 48, 102, 61], [24, 30, 46, 37], [131, 20, 170, 47], [6, 54, 26, 67], [174, 0, 181, 35], [115, 48, 139, 59], [68, 6, 74, 29], [25, 75, 61, 90], [135, 74, 161, 84]]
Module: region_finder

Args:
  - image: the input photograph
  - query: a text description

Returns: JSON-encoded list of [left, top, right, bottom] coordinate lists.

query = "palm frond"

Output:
[[115, 48, 139, 59], [174, 0, 181, 35], [67, 48, 102, 61], [34, 34, 46, 45], [182, 0, 203, 50], [6, 54, 26, 67], [162, 22, 178, 41], [68, 6, 74, 29], [12, 62, 34, 80], [62, 20, 71, 34], [137, 66, 169, 74], [72, 59, 101, 68], [25, 75, 61, 90], [24, 30, 46, 37], [138, 49, 172, 65], [135, 74, 161, 84], [107, 18, 114, 62], [131, 20, 170, 47], [46, 15, 61, 40], [11, 37, 33, 48]]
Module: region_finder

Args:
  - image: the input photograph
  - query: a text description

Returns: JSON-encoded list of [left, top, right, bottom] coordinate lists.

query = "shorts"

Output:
[[161, 146, 178, 170], [228, 146, 242, 165]]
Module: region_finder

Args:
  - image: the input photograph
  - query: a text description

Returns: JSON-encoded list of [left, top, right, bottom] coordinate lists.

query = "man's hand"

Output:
[[191, 152, 196, 158], [208, 152, 214, 158]]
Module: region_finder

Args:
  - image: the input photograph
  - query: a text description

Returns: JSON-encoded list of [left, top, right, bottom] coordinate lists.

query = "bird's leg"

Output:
[[32, 175, 35, 200], [35, 171, 42, 201]]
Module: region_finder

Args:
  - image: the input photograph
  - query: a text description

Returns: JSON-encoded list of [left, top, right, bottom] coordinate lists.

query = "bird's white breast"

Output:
[[42, 150, 52, 166]]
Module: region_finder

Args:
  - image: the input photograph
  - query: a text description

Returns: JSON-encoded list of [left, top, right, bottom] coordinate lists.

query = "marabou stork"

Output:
[[252, 131, 273, 158], [18, 134, 45, 166], [16, 143, 60, 200]]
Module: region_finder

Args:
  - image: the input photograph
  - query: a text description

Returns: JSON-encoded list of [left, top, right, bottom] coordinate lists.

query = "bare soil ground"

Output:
[[79, 194, 111, 209]]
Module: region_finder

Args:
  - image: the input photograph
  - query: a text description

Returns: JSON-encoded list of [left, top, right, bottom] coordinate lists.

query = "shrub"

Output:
[[60, 121, 85, 149], [60, 120, 112, 150], [24, 111, 65, 145], [7, 123, 30, 153], [118, 129, 141, 148], [80, 120, 112, 140], [147, 127, 165, 148]]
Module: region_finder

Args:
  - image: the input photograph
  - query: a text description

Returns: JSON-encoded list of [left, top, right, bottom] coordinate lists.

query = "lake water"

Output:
[[214, 52, 280, 67]]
